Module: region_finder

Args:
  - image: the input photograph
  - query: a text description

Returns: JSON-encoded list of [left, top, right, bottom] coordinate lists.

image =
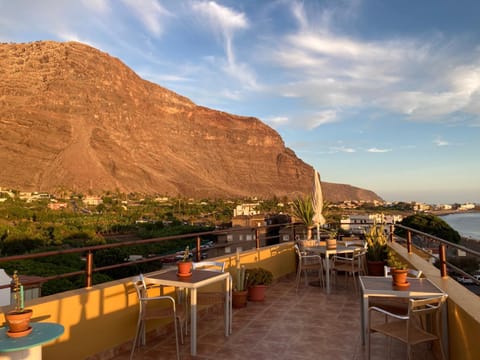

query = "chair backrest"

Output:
[[294, 244, 303, 265], [409, 295, 447, 317], [353, 248, 367, 270], [131, 274, 147, 299], [384, 266, 423, 278], [193, 261, 225, 272]]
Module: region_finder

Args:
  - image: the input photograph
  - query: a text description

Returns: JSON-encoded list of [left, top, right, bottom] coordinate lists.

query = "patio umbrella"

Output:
[[312, 170, 326, 240]]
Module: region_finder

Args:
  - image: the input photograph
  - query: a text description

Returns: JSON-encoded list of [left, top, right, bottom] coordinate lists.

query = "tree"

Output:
[[396, 213, 461, 244]]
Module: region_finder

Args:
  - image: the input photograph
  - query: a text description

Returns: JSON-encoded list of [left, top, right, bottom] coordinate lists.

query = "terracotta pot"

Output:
[[391, 268, 408, 286], [248, 285, 266, 302], [367, 261, 385, 276], [326, 238, 337, 250], [177, 261, 192, 276], [232, 290, 248, 308], [5, 309, 33, 335]]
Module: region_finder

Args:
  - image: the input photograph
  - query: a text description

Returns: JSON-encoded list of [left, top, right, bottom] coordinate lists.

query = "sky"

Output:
[[1, 0, 480, 205]]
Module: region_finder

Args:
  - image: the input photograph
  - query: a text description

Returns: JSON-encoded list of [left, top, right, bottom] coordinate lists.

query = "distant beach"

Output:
[[440, 211, 480, 241]]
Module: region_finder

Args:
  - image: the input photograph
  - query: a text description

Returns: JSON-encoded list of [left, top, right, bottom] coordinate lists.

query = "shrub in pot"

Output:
[[177, 246, 192, 276], [245, 268, 273, 302], [232, 265, 248, 308], [5, 271, 33, 337], [364, 224, 389, 276], [387, 251, 409, 289]]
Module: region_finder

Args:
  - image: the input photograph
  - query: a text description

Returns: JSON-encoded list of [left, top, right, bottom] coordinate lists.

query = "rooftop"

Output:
[[108, 273, 435, 360]]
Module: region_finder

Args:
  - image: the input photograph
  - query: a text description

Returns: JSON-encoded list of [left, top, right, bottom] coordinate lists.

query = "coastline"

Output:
[[431, 209, 480, 216]]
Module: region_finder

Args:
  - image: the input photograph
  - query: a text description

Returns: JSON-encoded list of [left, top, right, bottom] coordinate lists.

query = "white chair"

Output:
[[130, 274, 185, 360], [294, 244, 324, 290], [368, 295, 448, 360]]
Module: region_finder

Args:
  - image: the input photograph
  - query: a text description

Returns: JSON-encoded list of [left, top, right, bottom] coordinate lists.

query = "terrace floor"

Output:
[[110, 273, 441, 360]]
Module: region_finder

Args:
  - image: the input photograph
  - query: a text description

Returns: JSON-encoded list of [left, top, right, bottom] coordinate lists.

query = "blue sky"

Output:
[[1, 0, 480, 204]]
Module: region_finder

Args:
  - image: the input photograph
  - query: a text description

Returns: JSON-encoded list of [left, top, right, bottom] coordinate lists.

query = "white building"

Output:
[[233, 203, 260, 217], [340, 213, 403, 234], [459, 203, 475, 211]]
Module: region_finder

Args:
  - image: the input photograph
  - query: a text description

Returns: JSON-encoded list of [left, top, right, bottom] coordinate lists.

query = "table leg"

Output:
[[0, 345, 42, 360], [224, 277, 230, 336], [325, 253, 331, 294], [190, 288, 197, 356], [361, 292, 368, 346]]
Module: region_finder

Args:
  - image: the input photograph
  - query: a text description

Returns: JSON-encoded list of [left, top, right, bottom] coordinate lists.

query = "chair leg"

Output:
[[130, 318, 142, 360], [177, 316, 184, 345], [367, 326, 371, 360], [295, 267, 301, 291], [173, 314, 180, 360]]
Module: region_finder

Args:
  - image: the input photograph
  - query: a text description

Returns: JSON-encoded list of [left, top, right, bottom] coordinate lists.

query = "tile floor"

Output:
[[111, 273, 442, 360]]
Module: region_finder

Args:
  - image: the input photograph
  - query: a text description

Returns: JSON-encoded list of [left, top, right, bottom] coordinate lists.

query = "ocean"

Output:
[[440, 212, 480, 241]]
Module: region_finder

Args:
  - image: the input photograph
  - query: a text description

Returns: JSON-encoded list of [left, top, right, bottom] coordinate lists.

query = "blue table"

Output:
[[0, 322, 64, 360]]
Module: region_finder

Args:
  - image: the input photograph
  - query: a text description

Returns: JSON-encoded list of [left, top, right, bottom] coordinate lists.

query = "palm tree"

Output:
[[291, 196, 315, 239]]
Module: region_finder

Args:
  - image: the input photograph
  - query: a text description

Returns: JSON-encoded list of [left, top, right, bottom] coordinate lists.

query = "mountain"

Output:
[[0, 41, 382, 202]]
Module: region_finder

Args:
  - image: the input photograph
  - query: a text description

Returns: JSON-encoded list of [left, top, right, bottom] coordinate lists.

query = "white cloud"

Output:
[[192, 1, 248, 35], [307, 110, 338, 129], [434, 138, 449, 147], [332, 146, 356, 153], [81, 0, 110, 14], [121, 0, 172, 37], [367, 148, 392, 153], [192, 1, 257, 91], [265, 116, 289, 125], [261, 3, 480, 126]]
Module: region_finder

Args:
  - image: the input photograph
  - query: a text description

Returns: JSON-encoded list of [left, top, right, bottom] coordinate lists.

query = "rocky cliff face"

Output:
[[0, 41, 382, 202]]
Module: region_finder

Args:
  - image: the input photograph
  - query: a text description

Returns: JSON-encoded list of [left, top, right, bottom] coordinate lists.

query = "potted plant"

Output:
[[291, 196, 314, 239], [326, 230, 337, 250], [364, 223, 389, 276], [245, 267, 273, 302], [5, 271, 33, 337], [177, 245, 192, 277], [387, 251, 409, 289], [232, 265, 248, 308]]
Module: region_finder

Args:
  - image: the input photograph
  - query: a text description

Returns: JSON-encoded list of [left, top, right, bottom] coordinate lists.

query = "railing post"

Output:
[[389, 224, 394, 243], [85, 251, 93, 288], [439, 244, 448, 277], [196, 236, 201, 262], [406, 230, 412, 254], [255, 228, 260, 249]]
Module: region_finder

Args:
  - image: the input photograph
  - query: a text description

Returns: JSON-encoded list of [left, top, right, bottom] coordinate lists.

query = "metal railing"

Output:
[[390, 223, 480, 285], [2, 219, 478, 292], [0, 221, 304, 291]]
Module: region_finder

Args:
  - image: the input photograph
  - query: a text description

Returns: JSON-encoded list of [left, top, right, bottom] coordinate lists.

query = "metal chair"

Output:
[[130, 274, 184, 360], [331, 247, 366, 293], [368, 266, 424, 316], [384, 266, 423, 279], [294, 244, 324, 290], [368, 295, 448, 360]]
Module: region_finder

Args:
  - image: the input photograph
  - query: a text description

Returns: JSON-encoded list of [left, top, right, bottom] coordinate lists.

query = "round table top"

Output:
[[0, 322, 64, 353]]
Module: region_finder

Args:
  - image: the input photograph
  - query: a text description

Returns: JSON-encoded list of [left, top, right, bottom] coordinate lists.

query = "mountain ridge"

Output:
[[0, 41, 382, 202]]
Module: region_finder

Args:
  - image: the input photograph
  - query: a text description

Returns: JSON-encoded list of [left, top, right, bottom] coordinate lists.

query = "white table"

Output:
[[305, 245, 355, 294], [359, 276, 446, 347], [145, 269, 231, 356]]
